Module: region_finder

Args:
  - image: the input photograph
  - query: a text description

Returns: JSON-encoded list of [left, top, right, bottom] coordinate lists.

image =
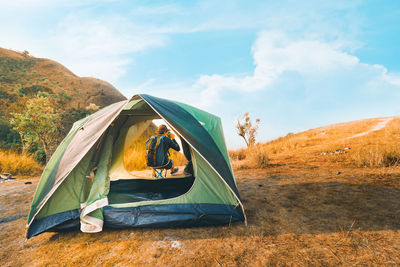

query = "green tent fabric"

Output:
[[27, 94, 246, 239]]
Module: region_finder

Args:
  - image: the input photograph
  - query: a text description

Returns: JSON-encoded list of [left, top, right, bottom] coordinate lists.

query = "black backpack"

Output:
[[146, 136, 161, 167]]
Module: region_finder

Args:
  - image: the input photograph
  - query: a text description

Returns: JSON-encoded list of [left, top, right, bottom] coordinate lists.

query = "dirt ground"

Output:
[[1, 163, 400, 266]]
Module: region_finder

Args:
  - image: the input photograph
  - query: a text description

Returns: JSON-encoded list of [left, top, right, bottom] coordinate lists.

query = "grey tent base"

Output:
[[27, 204, 244, 239], [27, 209, 80, 239], [103, 204, 244, 228]]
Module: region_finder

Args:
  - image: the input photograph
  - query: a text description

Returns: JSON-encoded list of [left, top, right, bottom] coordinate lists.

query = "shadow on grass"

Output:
[[41, 177, 400, 243], [241, 179, 400, 235]]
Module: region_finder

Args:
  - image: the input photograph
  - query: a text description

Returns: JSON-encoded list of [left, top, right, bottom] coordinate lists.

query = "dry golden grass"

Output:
[[0, 149, 43, 176], [230, 145, 269, 169], [124, 135, 151, 171], [231, 116, 400, 169], [124, 136, 187, 171]]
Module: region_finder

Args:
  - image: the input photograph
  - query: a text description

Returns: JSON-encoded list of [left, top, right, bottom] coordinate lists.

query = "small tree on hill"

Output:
[[236, 112, 260, 147], [10, 95, 63, 163], [22, 50, 30, 58]]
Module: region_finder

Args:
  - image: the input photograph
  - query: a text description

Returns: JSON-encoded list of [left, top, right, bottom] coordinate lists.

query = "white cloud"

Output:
[[252, 31, 360, 75], [193, 30, 400, 108], [0, 12, 168, 84], [382, 70, 400, 87], [185, 30, 400, 148], [44, 14, 167, 83]]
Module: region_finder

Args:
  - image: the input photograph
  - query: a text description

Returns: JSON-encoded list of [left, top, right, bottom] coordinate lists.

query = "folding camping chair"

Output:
[[152, 166, 167, 179], [151, 160, 171, 179]]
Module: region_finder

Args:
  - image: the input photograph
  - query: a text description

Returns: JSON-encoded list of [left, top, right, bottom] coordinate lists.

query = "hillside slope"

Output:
[[0, 47, 128, 155], [232, 116, 400, 169]]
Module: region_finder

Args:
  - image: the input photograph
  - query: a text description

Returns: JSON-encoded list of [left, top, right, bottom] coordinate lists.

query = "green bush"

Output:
[[28, 144, 46, 164], [18, 85, 53, 97], [0, 118, 21, 150], [0, 57, 36, 72], [0, 57, 36, 83], [0, 89, 17, 101], [57, 90, 72, 101]]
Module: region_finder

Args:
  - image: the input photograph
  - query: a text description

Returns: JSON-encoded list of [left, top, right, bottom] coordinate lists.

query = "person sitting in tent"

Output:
[[146, 124, 180, 176]]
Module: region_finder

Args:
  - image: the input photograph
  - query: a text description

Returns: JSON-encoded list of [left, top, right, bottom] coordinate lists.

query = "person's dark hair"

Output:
[[158, 124, 169, 134]]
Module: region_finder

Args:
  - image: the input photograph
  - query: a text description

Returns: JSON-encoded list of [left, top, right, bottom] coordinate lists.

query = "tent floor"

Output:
[[108, 176, 195, 204]]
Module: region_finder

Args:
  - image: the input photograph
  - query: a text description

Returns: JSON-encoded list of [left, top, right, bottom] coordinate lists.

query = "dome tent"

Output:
[[27, 94, 246, 239]]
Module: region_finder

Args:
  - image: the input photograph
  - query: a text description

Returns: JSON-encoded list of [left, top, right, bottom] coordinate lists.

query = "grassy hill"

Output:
[[0, 47, 127, 162], [231, 116, 400, 169], [0, 47, 126, 113]]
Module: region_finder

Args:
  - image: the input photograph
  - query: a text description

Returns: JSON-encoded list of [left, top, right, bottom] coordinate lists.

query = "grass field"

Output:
[[1, 117, 400, 266], [0, 150, 42, 176]]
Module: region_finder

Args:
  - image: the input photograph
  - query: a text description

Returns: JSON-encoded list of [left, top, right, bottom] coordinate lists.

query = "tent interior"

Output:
[[105, 99, 194, 205]]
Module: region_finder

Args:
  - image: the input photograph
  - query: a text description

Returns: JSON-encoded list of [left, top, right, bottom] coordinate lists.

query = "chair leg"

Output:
[[153, 168, 166, 179]]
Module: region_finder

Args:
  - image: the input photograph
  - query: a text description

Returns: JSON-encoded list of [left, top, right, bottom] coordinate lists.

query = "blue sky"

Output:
[[1, 0, 400, 148]]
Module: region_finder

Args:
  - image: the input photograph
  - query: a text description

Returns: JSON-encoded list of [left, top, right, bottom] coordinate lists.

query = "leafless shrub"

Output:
[[236, 112, 260, 147]]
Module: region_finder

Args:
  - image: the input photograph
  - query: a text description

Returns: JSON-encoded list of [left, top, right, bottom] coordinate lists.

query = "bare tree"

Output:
[[236, 112, 260, 147]]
